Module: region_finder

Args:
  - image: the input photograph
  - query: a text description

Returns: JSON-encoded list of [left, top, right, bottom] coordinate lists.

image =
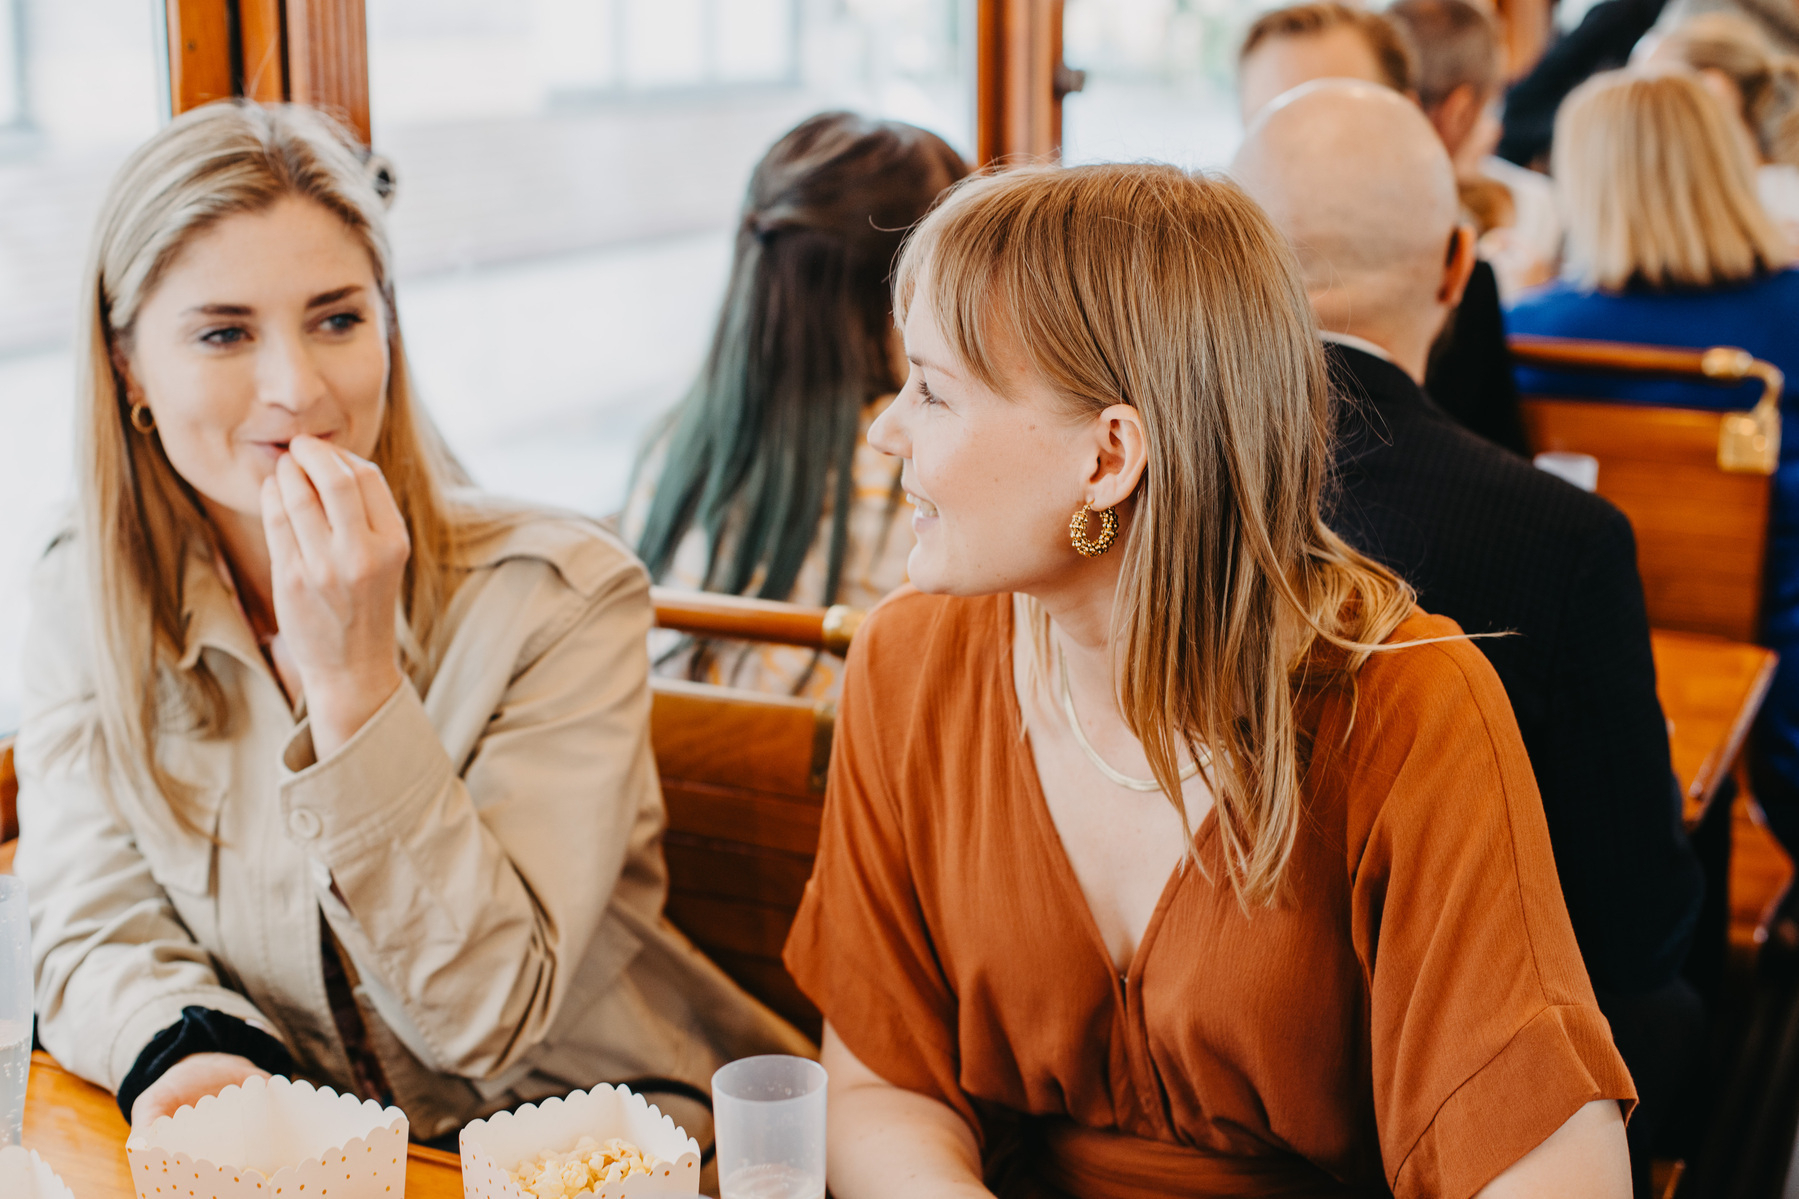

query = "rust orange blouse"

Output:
[[783, 590, 1635, 1199]]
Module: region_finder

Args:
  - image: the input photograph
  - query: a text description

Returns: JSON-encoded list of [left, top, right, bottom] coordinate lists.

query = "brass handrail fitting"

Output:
[[821, 605, 866, 657], [1705, 347, 1785, 474], [1506, 335, 1784, 476]]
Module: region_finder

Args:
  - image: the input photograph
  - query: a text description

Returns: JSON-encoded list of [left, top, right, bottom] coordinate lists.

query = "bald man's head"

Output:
[[1231, 80, 1470, 373]]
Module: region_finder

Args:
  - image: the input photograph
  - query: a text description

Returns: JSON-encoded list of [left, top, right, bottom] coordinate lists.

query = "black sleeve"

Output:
[[116, 1006, 298, 1120], [1424, 262, 1533, 458], [1534, 510, 1706, 993], [1497, 0, 1670, 167]]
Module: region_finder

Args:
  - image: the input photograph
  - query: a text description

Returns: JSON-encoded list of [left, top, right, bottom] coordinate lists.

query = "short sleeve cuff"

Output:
[[277, 680, 453, 856], [1393, 1003, 1638, 1199]]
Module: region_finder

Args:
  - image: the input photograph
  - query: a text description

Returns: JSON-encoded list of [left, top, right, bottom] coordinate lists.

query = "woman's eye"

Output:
[[199, 326, 248, 346], [917, 380, 941, 407], [320, 311, 365, 334]]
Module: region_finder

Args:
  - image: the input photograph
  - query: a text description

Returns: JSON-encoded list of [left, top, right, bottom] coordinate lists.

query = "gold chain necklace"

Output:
[[1057, 647, 1208, 792]]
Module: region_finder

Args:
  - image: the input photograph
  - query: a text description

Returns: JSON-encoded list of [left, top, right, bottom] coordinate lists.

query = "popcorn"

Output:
[[510, 1136, 658, 1199]]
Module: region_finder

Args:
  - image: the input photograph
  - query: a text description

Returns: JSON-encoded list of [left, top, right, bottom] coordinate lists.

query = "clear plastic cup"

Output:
[[712, 1055, 825, 1199], [0, 877, 29, 1148]]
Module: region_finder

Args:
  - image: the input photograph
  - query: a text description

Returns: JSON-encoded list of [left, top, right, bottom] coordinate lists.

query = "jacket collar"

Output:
[[175, 548, 273, 679], [1323, 339, 1439, 418]]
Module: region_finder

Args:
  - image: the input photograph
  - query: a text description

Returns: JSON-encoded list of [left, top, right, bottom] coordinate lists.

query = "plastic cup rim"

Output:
[[711, 1054, 827, 1104]]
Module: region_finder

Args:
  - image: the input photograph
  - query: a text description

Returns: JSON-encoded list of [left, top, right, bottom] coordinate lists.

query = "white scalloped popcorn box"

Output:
[[0, 1146, 78, 1199], [459, 1085, 700, 1199], [124, 1075, 408, 1199]]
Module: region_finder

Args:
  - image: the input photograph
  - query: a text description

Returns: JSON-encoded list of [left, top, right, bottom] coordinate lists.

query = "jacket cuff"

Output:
[[277, 681, 453, 857], [114, 1002, 293, 1119]]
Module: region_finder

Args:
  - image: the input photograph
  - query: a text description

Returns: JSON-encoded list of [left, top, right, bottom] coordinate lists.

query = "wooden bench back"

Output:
[[647, 588, 854, 1039], [1511, 335, 1785, 642]]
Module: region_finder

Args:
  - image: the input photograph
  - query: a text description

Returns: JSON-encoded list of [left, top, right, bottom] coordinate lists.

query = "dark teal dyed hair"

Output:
[[633, 111, 966, 605]]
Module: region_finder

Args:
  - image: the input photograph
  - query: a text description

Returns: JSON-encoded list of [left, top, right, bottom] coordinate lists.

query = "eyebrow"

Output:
[[180, 285, 366, 319], [907, 352, 959, 379]]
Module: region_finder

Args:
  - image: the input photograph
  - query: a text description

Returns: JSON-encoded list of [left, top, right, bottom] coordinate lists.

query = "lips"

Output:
[[252, 432, 336, 454], [906, 492, 940, 519]]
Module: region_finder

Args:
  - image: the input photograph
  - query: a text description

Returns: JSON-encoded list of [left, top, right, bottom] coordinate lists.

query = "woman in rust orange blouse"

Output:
[[780, 163, 1635, 1199]]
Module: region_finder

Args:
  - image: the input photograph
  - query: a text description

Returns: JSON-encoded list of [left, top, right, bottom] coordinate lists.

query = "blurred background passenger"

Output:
[[1238, 1, 1532, 457], [15, 101, 808, 1147], [1653, 0, 1799, 55], [1388, 0, 1563, 298], [1235, 81, 1705, 1197], [1507, 71, 1799, 857], [622, 112, 966, 698], [1646, 13, 1799, 241]]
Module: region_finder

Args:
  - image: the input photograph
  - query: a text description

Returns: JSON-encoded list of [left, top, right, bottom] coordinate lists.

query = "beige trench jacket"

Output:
[[14, 495, 810, 1137]]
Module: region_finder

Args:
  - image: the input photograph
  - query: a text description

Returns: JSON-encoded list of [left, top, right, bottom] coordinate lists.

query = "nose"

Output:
[[257, 326, 330, 414], [869, 388, 912, 460]]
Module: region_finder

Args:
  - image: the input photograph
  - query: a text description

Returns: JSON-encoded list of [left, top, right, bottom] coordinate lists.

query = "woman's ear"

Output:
[[1087, 403, 1149, 510], [110, 340, 142, 406]]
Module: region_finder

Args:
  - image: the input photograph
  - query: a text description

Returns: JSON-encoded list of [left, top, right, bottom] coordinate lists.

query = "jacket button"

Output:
[[288, 808, 323, 840]]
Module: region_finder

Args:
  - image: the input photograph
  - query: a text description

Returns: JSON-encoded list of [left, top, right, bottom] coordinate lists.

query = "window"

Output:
[[0, 0, 164, 729], [1061, 0, 1276, 170], [0, 0, 22, 129], [364, 0, 973, 517]]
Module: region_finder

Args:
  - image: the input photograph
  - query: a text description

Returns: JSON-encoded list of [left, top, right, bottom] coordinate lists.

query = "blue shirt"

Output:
[[1508, 269, 1799, 790]]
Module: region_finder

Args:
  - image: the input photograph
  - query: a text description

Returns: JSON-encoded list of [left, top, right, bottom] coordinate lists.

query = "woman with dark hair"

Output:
[[622, 111, 967, 696]]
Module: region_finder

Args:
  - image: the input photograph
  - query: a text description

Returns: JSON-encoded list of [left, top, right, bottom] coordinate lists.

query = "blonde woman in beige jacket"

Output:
[[12, 101, 809, 1145]]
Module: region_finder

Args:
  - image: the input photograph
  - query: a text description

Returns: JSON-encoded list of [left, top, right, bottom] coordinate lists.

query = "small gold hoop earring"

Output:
[[129, 403, 156, 434], [1069, 502, 1118, 557]]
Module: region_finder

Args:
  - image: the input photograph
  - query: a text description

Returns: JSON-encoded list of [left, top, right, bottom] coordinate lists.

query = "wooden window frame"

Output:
[[164, 0, 369, 145], [167, 0, 1063, 168], [975, 0, 1080, 167]]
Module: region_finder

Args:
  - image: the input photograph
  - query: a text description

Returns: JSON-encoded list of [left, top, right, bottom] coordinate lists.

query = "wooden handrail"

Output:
[[650, 588, 866, 657], [1508, 334, 1785, 474]]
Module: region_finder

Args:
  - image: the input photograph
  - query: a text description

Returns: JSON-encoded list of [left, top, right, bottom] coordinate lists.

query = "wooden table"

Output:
[[1652, 629, 1778, 828], [21, 1052, 465, 1198]]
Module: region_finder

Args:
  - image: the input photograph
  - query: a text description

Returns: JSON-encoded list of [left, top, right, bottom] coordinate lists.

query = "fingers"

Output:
[[287, 435, 372, 536], [348, 454, 410, 550], [130, 1053, 270, 1129], [274, 453, 334, 576], [262, 475, 306, 584]]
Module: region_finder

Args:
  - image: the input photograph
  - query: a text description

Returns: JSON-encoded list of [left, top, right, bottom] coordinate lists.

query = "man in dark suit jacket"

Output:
[[1236, 81, 1706, 1195]]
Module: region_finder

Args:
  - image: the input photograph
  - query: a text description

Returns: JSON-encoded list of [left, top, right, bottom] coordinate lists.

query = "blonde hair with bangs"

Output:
[[1555, 70, 1791, 291], [72, 101, 470, 826], [894, 164, 1417, 906]]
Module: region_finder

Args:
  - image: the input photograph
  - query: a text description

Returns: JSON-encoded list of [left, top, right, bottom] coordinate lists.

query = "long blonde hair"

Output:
[[894, 164, 1417, 906], [73, 101, 466, 823], [1555, 70, 1791, 291]]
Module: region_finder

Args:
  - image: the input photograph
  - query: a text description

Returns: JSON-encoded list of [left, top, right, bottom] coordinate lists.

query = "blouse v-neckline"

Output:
[[997, 598, 1219, 988]]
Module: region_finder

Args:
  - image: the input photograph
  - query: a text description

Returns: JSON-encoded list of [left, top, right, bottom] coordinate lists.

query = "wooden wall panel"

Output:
[[286, 0, 371, 144], [166, 0, 234, 114], [239, 0, 288, 103]]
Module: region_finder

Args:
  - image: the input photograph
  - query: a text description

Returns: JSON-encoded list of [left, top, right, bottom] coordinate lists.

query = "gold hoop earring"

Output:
[[129, 403, 156, 434], [1069, 502, 1117, 557]]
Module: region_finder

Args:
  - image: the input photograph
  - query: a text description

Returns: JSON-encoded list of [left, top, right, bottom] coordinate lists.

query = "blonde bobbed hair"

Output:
[[894, 164, 1417, 906], [1555, 70, 1791, 291], [73, 100, 467, 823]]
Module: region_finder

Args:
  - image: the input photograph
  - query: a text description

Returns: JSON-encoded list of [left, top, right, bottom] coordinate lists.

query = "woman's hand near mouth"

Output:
[[260, 433, 411, 756]]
